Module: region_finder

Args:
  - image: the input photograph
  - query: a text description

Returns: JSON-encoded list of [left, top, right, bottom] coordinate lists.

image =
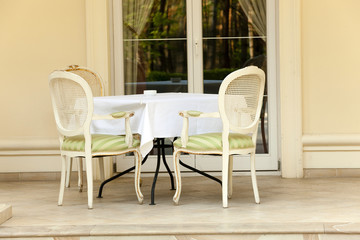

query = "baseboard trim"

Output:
[[0, 137, 59, 153], [0, 150, 60, 156], [303, 134, 360, 168], [303, 134, 360, 150], [304, 168, 360, 178]]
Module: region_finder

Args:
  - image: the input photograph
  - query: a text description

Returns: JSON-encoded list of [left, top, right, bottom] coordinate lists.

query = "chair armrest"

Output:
[[179, 110, 220, 118], [92, 111, 135, 147], [178, 110, 220, 147], [92, 111, 134, 120]]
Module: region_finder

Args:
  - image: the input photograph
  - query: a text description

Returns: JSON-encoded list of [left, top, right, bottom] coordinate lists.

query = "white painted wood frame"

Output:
[[278, 0, 303, 178]]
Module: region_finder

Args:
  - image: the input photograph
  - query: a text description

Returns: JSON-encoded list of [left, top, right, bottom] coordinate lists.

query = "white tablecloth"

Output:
[[91, 93, 222, 156]]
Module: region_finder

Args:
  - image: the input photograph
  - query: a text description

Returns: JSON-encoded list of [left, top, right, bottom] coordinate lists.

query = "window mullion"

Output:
[[191, 0, 203, 93]]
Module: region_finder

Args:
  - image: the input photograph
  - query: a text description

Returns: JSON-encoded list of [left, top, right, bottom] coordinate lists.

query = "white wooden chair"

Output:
[[172, 66, 265, 208], [64, 65, 105, 190], [49, 70, 143, 209]]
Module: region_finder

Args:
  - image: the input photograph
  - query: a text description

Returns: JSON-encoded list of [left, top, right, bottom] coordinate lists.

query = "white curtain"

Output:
[[123, 0, 154, 94], [238, 0, 266, 41]]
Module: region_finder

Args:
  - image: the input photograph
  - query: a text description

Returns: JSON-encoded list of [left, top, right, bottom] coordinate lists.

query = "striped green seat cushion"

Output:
[[62, 134, 140, 152], [173, 133, 254, 151]]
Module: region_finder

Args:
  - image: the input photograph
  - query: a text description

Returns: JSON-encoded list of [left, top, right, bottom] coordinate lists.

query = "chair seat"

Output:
[[173, 133, 254, 151], [62, 134, 140, 152]]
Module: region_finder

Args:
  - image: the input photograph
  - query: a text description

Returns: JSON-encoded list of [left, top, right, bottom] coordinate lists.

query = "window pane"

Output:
[[124, 40, 187, 94], [122, 0, 187, 94]]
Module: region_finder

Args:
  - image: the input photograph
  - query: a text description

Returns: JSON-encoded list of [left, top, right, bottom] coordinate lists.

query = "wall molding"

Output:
[[303, 134, 360, 149], [303, 134, 360, 168], [0, 150, 59, 156], [0, 137, 60, 154]]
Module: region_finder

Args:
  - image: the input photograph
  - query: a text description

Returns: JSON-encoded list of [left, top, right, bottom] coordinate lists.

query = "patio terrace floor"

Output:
[[1, 175, 360, 239]]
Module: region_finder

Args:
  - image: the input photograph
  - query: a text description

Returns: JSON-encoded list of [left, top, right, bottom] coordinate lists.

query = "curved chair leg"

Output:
[[222, 153, 229, 208], [172, 151, 182, 205], [77, 157, 83, 192], [65, 157, 72, 188], [85, 154, 93, 209], [58, 155, 67, 206], [228, 155, 233, 199], [134, 150, 144, 204], [250, 152, 260, 204]]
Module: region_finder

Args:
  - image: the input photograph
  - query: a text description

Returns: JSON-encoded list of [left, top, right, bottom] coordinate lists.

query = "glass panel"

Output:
[[122, 0, 187, 94], [202, 0, 268, 153], [202, 38, 266, 93], [124, 40, 188, 93]]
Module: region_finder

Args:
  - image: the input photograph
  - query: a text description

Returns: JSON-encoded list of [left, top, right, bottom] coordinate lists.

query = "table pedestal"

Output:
[[97, 138, 222, 205], [97, 138, 175, 205]]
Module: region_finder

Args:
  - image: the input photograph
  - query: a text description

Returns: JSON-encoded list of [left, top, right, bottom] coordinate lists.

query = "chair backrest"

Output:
[[49, 71, 94, 137], [218, 66, 265, 135], [65, 65, 104, 97]]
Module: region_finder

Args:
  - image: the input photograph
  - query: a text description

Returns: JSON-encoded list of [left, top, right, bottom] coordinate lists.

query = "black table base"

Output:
[[97, 138, 175, 205], [97, 138, 221, 204], [149, 138, 175, 205]]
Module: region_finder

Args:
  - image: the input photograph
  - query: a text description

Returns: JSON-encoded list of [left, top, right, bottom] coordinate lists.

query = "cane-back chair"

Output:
[[172, 66, 265, 208], [49, 71, 143, 209], [64, 65, 105, 190]]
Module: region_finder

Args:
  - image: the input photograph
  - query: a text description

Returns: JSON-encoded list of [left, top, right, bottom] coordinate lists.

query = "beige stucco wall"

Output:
[[302, 0, 360, 134], [0, 0, 86, 139]]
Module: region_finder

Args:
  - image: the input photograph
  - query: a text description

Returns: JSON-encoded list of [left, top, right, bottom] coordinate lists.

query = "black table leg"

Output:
[[179, 159, 222, 186], [97, 138, 175, 204], [160, 138, 175, 190], [150, 139, 161, 205]]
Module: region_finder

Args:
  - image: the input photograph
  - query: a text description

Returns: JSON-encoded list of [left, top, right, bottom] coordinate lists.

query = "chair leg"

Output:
[[98, 157, 105, 182], [85, 155, 93, 209], [134, 150, 144, 204], [228, 155, 233, 199], [77, 157, 83, 192], [172, 151, 182, 205], [250, 152, 260, 204], [58, 155, 67, 206], [222, 153, 229, 208], [65, 157, 72, 188]]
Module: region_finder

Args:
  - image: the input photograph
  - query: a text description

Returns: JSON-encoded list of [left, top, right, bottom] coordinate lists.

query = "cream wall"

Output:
[[0, 0, 86, 138], [302, 0, 360, 134], [0, 0, 86, 172], [301, 0, 360, 170]]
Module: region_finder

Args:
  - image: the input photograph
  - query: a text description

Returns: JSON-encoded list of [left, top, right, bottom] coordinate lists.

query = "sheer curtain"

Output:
[[123, 0, 154, 94], [238, 0, 266, 41]]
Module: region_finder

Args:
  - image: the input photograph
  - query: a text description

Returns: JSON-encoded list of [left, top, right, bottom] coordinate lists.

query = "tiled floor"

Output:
[[1, 175, 360, 239]]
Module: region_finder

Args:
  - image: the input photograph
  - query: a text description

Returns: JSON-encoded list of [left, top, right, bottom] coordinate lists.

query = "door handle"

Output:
[[194, 39, 199, 56]]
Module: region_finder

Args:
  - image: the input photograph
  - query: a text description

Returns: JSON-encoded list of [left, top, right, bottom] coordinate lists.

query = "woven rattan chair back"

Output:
[[49, 71, 93, 136], [219, 66, 265, 135], [65, 65, 104, 97]]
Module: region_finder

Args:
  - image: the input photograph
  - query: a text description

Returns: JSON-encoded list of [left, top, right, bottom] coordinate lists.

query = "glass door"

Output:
[[194, 0, 278, 171], [201, 0, 268, 154], [112, 0, 278, 172]]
